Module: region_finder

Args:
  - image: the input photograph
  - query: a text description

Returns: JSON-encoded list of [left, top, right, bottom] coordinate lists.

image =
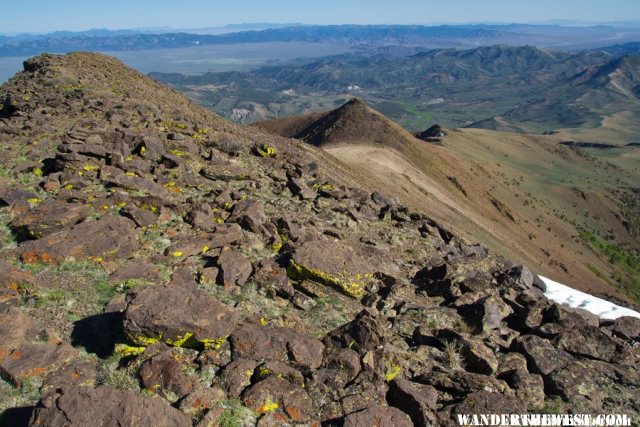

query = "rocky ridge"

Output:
[[0, 53, 638, 426]]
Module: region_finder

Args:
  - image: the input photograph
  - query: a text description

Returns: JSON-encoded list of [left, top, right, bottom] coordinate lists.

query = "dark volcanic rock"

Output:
[[253, 259, 295, 298], [0, 260, 35, 308], [0, 306, 36, 354], [11, 200, 89, 239], [387, 378, 438, 427], [28, 385, 191, 427], [228, 198, 267, 234], [343, 404, 413, 427], [18, 215, 139, 263], [138, 348, 199, 401], [511, 335, 573, 376], [217, 246, 253, 289], [178, 386, 226, 417], [289, 238, 374, 299], [123, 284, 238, 348], [220, 358, 259, 398], [0, 342, 78, 386], [607, 316, 640, 341], [327, 310, 388, 355], [242, 376, 314, 422], [230, 325, 324, 370], [452, 391, 527, 416]]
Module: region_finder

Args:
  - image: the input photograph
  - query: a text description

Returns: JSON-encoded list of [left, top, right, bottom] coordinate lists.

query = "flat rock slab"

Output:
[[289, 238, 374, 299], [217, 246, 252, 289], [242, 376, 314, 423], [28, 385, 191, 427], [200, 164, 257, 182], [230, 325, 324, 371], [18, 215, 139, 263], [0, 306, 35, 354], [0, 260, 34, 307], [0, 342, 78, 386], [453, 391, 527, 415], [165, 225, 243, 259], [343, 405, 413, 427], [123, 284, 238, 349], [11, 199, 89, 239]]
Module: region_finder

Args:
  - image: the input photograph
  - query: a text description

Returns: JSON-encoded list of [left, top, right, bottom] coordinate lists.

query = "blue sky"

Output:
[[4, 0, 640, 34]]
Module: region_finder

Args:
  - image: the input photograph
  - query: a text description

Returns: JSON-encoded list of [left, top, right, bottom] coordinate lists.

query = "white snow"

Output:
[[541, 276, 640, 320]]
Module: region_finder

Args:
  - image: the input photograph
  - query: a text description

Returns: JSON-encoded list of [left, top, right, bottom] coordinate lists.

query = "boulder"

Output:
[[436, 329, 499, 375], [11, 200, 89, 239], [217, 246, 252, 289], [228, 199, 267, 234], [230, 325, 324, 371], [453, 391, 527, 416], [549, 324, 628, 364], [460, 294, 513, 332], [178, 386, 226, 417], [544, 361, 604, 412], [607, 316, 640, 342], [19, 215, 139, 263], [123, 284, 238, 349], [387, 378, 438, 427], [343, 405, 413, 427], [0, 342, 78, 386], [511, 335, 573, 376], [289, 238, 374, 299], [220, 358, 259, 398], [0, 306, 35, 354], [242, 376, 314, 423], [0, 260, 34, 307], [28, 386, 191, 427], [139, 349, 199, 401]]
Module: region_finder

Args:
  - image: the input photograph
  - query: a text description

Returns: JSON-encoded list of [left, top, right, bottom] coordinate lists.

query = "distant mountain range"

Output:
[[2, 24, 640, 57], [150, 44, 640, 133]]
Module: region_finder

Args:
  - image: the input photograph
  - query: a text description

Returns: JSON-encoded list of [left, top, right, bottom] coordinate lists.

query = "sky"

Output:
[[4, 0, 640, 34]]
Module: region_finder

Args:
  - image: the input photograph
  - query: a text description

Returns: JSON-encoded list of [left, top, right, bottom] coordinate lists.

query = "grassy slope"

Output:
[[257, 100, 640, 303]]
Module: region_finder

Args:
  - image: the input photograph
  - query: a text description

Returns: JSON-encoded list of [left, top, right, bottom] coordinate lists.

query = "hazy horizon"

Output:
[[4, 0, 640, 34]]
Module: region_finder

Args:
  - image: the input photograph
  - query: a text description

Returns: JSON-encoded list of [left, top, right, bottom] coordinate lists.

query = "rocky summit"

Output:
[[0, 52, 638, 426]]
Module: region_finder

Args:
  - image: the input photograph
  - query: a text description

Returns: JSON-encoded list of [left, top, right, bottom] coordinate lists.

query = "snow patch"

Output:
[[541, 276, 640, 320]]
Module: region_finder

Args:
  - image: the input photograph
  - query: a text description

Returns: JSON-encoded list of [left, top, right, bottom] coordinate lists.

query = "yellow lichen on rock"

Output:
[[114, 343, 146, 357], [258, 399, 279, 413], [256, 145, 277, 158], [287, 260, 370, 299], [385, 363, 401, 382], [201, 336, 227, 350]]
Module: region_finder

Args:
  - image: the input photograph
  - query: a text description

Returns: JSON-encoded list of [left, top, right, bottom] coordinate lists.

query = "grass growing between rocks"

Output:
[[0, 377, 41, 418], [307, 295, 352, 337], [0, 210, 17, 250], [97, 356, 140, 391], [18, 260, 122, 346], [442, 340, 464, 370], [201, 281, 293, 324], [215, 399, 258, 427]]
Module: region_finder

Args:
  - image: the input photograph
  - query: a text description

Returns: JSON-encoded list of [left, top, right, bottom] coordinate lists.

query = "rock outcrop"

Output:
[[0, 52, 637, 426]]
